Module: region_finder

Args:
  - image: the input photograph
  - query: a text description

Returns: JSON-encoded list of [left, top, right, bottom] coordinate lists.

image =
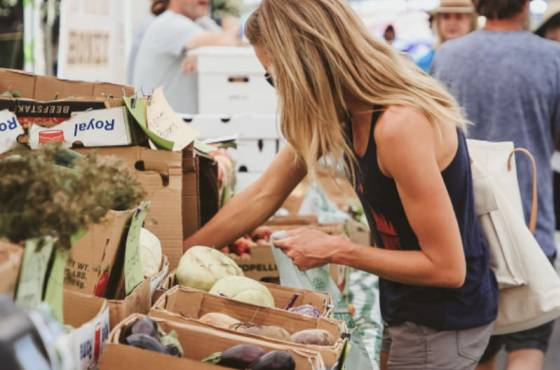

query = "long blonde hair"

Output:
[[246, 0, 467, 177]]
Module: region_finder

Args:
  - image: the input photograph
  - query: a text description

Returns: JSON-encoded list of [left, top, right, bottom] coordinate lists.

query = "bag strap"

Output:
[[507, 148, 538, 234]]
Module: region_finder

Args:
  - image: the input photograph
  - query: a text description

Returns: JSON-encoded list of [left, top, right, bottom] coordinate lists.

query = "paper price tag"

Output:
[[45, 248, 69, 323], [15, 238, 55, 310], [146, 88, 199, 151], [124, 203, 148, 295]]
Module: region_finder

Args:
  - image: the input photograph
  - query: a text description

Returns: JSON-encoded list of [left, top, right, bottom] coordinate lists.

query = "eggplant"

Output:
[[130, 317, 159, 339], [203, 344, 266, 369], [125, 333, 168, 354], [248, 350, 296, 370]]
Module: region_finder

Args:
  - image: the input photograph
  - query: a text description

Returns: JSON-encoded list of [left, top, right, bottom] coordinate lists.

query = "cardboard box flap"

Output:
[[107, 278, 151, 328], [64, 290, 107, 328], [65, 209, 134, 295], [99, 343, 224, 370], [265, 216, 317, 226], [0, 68, 134, 100]]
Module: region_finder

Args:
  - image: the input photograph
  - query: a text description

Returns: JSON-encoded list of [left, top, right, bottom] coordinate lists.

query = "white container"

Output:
[[189, 47, 278, 115], [233, 139, 281, 172], [183, 114, 280, 140]]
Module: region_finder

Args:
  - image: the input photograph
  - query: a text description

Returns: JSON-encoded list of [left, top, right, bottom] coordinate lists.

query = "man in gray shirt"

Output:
[[431, 1, 560, 369], [133, 0, 237, 112]]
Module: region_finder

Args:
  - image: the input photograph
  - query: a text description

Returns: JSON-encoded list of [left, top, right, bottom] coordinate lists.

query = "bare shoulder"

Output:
[[374, 105, 433, 147]]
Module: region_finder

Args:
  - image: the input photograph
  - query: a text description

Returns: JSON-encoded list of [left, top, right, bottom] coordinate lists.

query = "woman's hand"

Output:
[[273, 228, 348, 270]]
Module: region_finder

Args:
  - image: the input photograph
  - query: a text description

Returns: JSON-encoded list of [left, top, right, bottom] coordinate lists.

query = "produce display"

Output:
[[176, 246, 244, 291], [209, 276, 275, 308], [0, 70, 352, 370], [204, 345, 296, 370]]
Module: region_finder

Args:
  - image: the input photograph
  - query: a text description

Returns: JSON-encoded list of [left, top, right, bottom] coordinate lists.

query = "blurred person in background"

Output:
[[383, 24, 396, 45], [211, 0, 242, 35], [133, 0, 238, 112], [431, 1, 560, 369], [128, 0, 169, 84], [535, 0, 560, 42], [417, 0, 477, 72]]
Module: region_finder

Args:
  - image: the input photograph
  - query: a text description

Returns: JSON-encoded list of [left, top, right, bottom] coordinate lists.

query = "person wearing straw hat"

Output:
[[433, 0, 478, 43], [535, 0, 560, 42], [418, 0, 478, 71], [432, 1, 560, 369]]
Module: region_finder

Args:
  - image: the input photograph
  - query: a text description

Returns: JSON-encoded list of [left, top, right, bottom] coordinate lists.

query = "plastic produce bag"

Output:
[[271, 232, 374, 370]]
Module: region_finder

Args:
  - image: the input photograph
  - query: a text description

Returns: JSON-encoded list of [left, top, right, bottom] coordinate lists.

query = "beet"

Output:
[[125, 333, 168, 354], [287, 304, 321, 318], [248, 351, 296, 370], [203, 344, 266, 369]]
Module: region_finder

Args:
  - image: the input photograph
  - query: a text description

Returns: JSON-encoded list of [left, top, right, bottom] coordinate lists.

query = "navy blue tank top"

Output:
[[347, 109, 498, 330]]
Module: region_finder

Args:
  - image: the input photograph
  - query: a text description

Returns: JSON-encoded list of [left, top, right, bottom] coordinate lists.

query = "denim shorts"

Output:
[[382, 321, 494, 370]]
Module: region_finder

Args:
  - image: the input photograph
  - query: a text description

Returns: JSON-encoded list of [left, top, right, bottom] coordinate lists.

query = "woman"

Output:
[[418, 0, 478, 72], [184, 1, 498, 369]]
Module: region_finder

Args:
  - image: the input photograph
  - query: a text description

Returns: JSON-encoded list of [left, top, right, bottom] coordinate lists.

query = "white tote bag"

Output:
[[468, 139, 560, 335]]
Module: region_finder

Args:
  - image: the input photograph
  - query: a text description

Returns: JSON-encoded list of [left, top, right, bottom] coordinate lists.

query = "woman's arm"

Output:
[[183, 145, 307, 251], [276, 107, 466, 288]]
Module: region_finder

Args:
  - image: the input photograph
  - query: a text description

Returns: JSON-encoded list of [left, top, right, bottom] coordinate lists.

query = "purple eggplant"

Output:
[[203, 344, 266, 369], [248, 350, 296, 370], [125, 333, 168, 354]]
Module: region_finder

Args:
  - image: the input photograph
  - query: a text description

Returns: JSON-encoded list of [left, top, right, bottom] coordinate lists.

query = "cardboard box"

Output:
[[151, 286, 346, 366], [106, 314, 326, 370], [99, 343, 224, 370], [77, 146, 219, 269], [0, 241, 22, 297], [76, 147, 184, 269], [0, 68, 133, 106], [189, 47, 278, 115], [0, 97, 108, 129], [63, 290, 110, 370], [157, 273, 333, 316], [107, 278, 152, 329], [28, 107, 132, 149], [65, 210, 134, 295], [149, 255, 170, 299], [232, 245, 279, 283]]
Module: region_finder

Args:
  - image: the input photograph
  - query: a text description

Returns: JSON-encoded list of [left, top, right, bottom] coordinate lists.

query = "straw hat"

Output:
[[534, 0, 560, 35], [432, 0, 476, 14]]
